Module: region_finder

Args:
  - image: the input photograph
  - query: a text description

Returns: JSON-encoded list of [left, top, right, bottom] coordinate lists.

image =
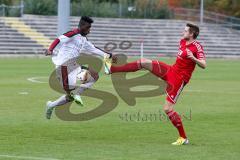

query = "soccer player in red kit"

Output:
[[104, 23, 207, 145]]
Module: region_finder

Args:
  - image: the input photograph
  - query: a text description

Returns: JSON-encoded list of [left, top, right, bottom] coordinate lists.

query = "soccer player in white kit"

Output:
[[45, 16, 113, 119]]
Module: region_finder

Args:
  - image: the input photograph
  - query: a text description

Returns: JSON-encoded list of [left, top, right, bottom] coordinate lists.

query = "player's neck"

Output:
[[186, 39, 195, 45]]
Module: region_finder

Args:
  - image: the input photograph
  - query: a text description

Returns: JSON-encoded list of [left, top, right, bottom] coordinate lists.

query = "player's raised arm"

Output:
[[45, 29, 79, 56], [82, 40, 112, 58], [195, 50, 207, 69], [187, 48, 207, 69], [197, 59, 207, 69]]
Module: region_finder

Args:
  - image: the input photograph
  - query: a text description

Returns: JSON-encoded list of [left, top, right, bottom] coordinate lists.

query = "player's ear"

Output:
[[189, 32, 194, 38]]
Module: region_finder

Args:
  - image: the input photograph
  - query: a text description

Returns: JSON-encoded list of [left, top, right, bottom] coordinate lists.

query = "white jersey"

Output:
[[49, 28, 106, 66]]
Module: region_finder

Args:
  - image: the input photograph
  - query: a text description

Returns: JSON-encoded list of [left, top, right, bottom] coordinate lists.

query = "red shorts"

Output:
[[151, 60, 186, 104]]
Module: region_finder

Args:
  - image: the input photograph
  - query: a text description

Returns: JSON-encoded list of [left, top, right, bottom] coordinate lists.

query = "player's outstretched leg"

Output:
[[163, 100, 189, 145], [104, 58, 153, 74], [45, 94, 73, 119], [72, 68, 99, 106], [72, 76, 97, 106]]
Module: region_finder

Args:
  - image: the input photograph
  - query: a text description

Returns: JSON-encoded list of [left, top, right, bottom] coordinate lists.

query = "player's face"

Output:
[[80, 23, 91, 36], [182, 26, 192, 40]]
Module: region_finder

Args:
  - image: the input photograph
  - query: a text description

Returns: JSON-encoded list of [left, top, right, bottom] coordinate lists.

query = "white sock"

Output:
[[74, 76, 96, 95], [48, 95, 70, 108]]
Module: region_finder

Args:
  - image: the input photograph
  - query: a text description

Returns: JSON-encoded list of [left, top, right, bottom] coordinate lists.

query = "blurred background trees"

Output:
[[0, 0, 240, 18]]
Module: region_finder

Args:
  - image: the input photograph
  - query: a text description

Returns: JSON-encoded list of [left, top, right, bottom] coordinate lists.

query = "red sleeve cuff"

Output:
[[49, 38, 60, 51]]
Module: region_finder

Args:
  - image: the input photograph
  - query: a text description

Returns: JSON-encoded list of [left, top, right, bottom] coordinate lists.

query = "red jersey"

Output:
[[172, 39, 205, 83]]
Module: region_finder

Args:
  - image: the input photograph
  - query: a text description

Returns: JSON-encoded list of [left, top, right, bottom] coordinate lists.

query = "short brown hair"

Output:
[[186, 23, 200, 39]]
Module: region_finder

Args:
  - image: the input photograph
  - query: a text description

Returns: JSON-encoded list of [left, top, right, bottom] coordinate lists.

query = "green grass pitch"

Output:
[[0, 57, 239, 160]]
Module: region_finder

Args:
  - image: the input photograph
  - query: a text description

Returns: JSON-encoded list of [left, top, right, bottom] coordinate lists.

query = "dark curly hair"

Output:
[[78, 16, 94, 27]]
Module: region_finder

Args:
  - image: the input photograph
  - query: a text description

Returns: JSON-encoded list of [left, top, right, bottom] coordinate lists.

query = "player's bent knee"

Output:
[[139, 58, 152, 70], [140, 58, 151, 64], [163, 101, 174, 113], [163, 105, 170, 113]]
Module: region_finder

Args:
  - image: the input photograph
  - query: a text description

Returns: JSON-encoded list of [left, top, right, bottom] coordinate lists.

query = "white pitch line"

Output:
[[27, 76, 48, 84], [0, 154, 60, 160], [26, 77, 240, 94], [18, 91, 29, 95]]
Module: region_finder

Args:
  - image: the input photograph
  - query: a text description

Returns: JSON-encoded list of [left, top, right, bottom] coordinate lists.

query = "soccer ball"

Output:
[[77, 69, 91, 84]]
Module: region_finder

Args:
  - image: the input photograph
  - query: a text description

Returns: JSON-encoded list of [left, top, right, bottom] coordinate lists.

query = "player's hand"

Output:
[[186, 49, 195, 60], [44, 49, 52, 56]]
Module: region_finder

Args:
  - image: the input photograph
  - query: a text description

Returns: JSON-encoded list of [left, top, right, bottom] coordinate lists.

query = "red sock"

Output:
[[166, 110, 187, 139], [111, 60, 141, 73]]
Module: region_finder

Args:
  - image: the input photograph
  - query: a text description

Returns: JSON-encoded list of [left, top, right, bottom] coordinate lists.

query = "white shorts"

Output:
[[55, 62, 81, 92]]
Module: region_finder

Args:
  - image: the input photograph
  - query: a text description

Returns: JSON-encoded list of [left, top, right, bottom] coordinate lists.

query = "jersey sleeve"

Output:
[[82, 40, 108, 57], [196, 44, 205, 60], [48, 30, 77, 51]]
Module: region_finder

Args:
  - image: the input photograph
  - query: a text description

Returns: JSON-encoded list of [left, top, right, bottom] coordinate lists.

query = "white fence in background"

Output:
[[172, 8, 240, 30]]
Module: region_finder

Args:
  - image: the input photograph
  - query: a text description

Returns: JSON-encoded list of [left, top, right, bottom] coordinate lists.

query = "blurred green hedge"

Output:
[[1, 0, 240, 18]]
